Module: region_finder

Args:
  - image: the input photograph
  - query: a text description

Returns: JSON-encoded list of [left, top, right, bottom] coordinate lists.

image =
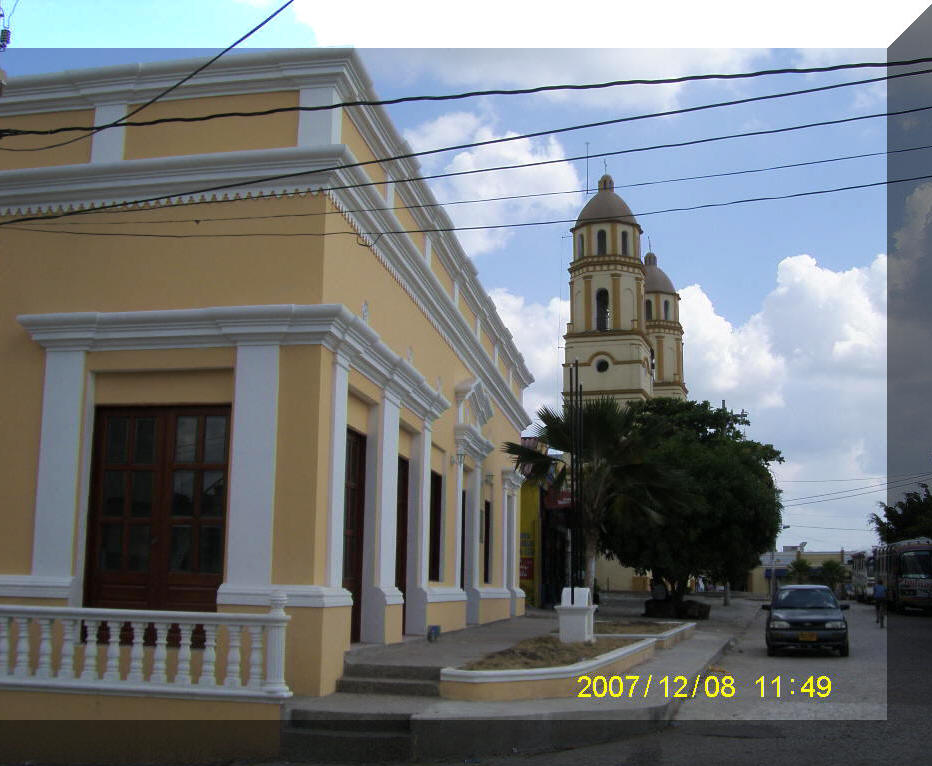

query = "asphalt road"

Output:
[[675, 599, 885, 720]]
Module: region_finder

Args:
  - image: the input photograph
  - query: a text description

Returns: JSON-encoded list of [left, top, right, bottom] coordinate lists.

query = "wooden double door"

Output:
[[84, 406, 231, 612]]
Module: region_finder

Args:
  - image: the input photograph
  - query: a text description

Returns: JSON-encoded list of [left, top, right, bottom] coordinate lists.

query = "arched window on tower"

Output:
[[596, 289, 610, 331], [597, 230, 607, 255], [621, 231, 629, 256], [663, 300, 670, 320], [645, 299, 653, 320], [578, 234, 585, 258]]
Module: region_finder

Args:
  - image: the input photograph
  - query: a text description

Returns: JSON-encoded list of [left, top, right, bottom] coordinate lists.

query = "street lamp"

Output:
[[770, 525, 791, 601]]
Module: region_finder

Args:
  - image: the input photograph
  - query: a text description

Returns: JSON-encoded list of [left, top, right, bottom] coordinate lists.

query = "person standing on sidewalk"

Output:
[[873, 578, 887, 627]]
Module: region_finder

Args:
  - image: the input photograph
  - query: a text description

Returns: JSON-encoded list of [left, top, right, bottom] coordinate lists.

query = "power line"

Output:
[[783, 524, 875, 532], [5, 55, 932, 142], [782, 476, 930, 508], [782, 472, 932, 503], [3, 1, 294, 152], [4, 96, 927, 228], [24, 142, 924, 230], [7, 170, 932, 241]]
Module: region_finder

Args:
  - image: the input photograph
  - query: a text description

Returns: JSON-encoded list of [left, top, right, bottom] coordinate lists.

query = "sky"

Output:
[[2, 0, 930, 555]]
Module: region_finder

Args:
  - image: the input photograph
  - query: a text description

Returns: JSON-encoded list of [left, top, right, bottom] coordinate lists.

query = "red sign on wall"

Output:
[[520, 557, 534, 580]]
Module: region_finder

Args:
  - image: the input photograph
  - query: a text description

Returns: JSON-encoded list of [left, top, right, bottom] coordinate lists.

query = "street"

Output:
[[675, 598, 885, 720]]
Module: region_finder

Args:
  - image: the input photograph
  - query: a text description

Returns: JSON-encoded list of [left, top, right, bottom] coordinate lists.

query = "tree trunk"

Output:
[[723, 580, 731, 606], [584, 533, 598, 592]]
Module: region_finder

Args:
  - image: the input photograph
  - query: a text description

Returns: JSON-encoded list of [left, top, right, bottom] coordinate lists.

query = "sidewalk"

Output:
[[281, 594, 764, 761]]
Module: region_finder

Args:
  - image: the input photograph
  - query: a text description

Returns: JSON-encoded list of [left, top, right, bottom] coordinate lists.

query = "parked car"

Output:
[[763, 584, 850, 657]]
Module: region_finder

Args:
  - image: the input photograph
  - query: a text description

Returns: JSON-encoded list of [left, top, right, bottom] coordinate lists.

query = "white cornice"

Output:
[[17, 303, 450, 423], [501, 470, 525, 492], [455, 424, 495, 461], [0, 49, 368, 116], [0, 145, 349, 215]]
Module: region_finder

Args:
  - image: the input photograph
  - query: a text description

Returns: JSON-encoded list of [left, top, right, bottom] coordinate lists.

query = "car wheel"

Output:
[[839, 641, 849, 657]]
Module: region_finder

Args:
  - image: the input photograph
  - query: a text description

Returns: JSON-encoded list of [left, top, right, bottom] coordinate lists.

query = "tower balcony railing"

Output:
[[0, 595, 291, 700]]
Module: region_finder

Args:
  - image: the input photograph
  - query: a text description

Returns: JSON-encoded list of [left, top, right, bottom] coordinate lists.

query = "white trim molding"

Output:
[[217, 584, 352, 608], [454, 424, 494, 462], [426, 586, 467, 603], [0, 576, 74, 600]]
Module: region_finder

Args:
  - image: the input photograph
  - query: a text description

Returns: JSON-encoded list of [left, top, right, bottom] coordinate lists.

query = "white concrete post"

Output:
[[32, 349, 87, 583], [405, 421, 432, 635], [225, 344, 279, 588], [361, 385, 404, 643], [465, 465, 483, 624]]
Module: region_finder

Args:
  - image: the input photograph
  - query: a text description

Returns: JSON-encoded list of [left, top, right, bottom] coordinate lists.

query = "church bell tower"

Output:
[[563, 175, 686, 404]]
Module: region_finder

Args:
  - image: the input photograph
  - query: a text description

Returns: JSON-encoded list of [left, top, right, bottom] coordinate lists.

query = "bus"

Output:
[[875, 537, 932, 612], [849, 550, 875, 602]]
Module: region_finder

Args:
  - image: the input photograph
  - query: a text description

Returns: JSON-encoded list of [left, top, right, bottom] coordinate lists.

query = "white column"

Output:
[[298, 86, 342, 146], [90, 103, 126, 163], [224, 344, 279, 588], [405, 421, 432, 635], [361, 386, 404, 643], [465, 465, 483, 624], [325, 351, 352, 589], [31, 349, 87, 583]]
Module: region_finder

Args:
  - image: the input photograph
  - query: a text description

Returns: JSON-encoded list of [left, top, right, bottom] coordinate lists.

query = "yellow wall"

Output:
[[95, 369, 234, 404], [124, 92, 299, 159], [519, 482, 540, 606], [341, 111, 386, 196], [0, 109, 94, 169], [426, 600, 467, 633], [596, 557, 650, 592], [479, 597, 510, 623]]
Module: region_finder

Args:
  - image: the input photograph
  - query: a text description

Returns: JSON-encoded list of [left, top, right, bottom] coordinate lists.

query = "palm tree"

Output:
[[504, 397, 675, 592]]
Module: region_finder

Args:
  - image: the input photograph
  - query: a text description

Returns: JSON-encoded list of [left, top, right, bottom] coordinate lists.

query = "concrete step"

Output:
[[281, 727, 413, 762], [336, 676, 440, 697], [290, 709, 411, 733], [342, 661, 441, 681]]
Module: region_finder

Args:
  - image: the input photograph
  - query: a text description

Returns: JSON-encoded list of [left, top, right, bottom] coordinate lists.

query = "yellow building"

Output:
[[0, 49, 533, 749], [747, 550, 849, 596]]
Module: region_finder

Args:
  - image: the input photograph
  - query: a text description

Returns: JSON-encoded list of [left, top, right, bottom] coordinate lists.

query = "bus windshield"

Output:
[[900, 550, 932, 578]]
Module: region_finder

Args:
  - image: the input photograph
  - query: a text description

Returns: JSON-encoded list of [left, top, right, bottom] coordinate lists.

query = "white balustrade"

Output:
[[0, 598, 291, 699]]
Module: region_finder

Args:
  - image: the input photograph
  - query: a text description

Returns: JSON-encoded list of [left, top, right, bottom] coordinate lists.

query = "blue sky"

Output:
[[3, 0, 929, 554]]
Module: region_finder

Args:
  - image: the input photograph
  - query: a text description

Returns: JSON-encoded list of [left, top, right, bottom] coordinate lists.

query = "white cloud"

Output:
[[403, 111, 582, 255], [679, 286, 787, 408], [488, 288, 568, 421]]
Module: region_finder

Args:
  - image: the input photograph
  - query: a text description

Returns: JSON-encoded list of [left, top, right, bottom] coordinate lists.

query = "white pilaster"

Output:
[[90, 103, 126, 163], [465, 466, 483, 625], [404, 421, 432, 635], [297, 86, 342, 146], [325, 351, 352, 589], [31, 349, 87, 583], [225, 344, 279, 588], [361, 386, 404, 643], [502, 470, 525, 615]]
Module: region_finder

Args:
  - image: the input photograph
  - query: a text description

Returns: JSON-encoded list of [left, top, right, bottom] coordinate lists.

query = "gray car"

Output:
[[763, 584, 850, 657]]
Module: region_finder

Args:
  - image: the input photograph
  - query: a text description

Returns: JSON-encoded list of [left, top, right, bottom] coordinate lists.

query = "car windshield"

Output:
[[900, 550, 932, 579], [774, 589, 837, 609]]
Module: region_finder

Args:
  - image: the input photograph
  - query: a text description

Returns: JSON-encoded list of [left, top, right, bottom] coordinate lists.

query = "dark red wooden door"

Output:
[[395, 457, 409, 632], [343, 429, 367, 642], [84, 407, 230, 612]]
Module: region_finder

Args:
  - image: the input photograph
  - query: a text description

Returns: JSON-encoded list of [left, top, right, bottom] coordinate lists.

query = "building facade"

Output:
[[0, 49, 532, 731]]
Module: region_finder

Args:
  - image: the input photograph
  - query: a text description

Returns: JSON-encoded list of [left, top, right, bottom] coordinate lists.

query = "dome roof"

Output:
[[574, 174, 638, 229], [644, 252, 676, 294]]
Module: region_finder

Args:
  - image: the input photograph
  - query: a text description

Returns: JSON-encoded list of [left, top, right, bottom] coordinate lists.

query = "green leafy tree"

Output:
[[787, 558, 813, 584], [870, 484, 932, 543], [818, 559, 846, 592], [503, 397, 677, 591], [602, 399, 784, 604]]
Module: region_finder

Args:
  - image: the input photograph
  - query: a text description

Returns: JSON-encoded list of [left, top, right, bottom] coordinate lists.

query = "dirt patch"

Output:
[[462, 635, 639, 671], [594, 620, 683, 635]]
